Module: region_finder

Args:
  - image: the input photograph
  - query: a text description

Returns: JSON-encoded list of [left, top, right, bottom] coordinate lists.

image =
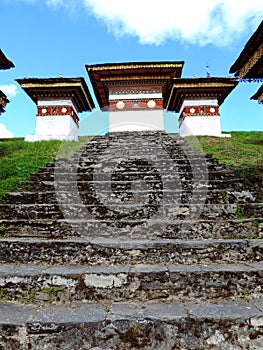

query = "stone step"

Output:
[[0, 130, 262, 349], [79, 144, 201, 153], [44, 157, 223, 170], [29, 170, 234, 182], [79, 134, 193, 144], [1, 203, 262, 220], [0, 262, 262, 304], [62, 155, 219, 166], [49, 155, 221, 168], [19, 178, 246, 192], [86, 133, 184, 143], [0, 298, 262, 349], [0, 237, 261, 265], [0, 218, 262, 239], [3, 299, 263, 350], [4, 189, 255, 205], [0, 298, 263, 350], [5, 190, 254, 204]]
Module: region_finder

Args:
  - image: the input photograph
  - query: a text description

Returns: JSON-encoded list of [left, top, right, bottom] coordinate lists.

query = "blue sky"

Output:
[[0, 0, 262, 138]]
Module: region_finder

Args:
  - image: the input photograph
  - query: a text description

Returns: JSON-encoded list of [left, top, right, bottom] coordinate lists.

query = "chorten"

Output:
[[0, 49, 15, 115], [16, 77, 95, 141], [86, 61, 184, 132], [230, 20, 263, 104], [0, 90, 9, 115], [166, 77, 238, 137]]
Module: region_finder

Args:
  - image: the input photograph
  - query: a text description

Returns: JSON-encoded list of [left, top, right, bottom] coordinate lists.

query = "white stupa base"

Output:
[[179, 116, 231, 138], [24, 134, 78, 142], [25, 115, 79, 142], [109, 110, 164, 132]]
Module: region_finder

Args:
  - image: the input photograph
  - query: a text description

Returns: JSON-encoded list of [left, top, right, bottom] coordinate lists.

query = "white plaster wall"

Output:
[[25, 134, 78, 142], [179, 116, 223, 137], [109, 110, 164, 132], [69, 117, 79, 139], [32, 115, 78, 141], [178, 99, 218, 116], [109, 93, 162, 100]]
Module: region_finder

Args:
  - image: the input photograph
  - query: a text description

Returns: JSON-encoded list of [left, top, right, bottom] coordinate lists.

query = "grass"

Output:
[[196, 132, 263, 201], [0, 137, 89, 202], [197, 132, 263, 168], [0, 132, 262, 202]]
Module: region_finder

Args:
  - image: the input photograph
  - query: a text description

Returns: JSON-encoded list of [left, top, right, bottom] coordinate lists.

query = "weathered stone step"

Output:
[[0, 262, 262, 303], [80, 134, 191, 143], [0, 298, 262, 349], [80, 142, 194, 149], [49, 155, 221, 168], [4, 189, 255, 205], [29, 170, 234, 182], [0, 218, 262, 239], [77, 136, 193, 145], [42, 165, 227, 177], [56, 145, 216, 157], [1, 203, 262, 220], [0, 237, 261, 265], [19, 178, 246, 192], [46, 156, 222, 167], [88, 132, 183, 142], [77, 155, 207, 166], [66, 155, 218, 166]]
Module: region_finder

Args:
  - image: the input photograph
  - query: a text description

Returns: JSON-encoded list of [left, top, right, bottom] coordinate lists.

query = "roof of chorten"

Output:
[[16, 77, 95, 112], [0, 90, 9, 114], [0, 50, 15, 70], [86, 61, 184, 109], [166, 77, 238, 112], [251, 84, 263, 102], [229, 21, 263, 78]]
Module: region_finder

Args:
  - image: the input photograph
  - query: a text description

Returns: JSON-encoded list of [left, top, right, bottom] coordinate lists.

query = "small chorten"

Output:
[[17, 77, 95, 141]]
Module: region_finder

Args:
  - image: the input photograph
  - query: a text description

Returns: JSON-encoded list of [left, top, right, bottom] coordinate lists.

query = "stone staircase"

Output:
[[0, 131, 262, 350]]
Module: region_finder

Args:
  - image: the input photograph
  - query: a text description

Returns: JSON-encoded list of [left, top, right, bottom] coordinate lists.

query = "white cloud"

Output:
[[82, 0, 263, 46], [0, 85, 18, 99], [14, 0, 263, 46], [0, 124, 14, 138]]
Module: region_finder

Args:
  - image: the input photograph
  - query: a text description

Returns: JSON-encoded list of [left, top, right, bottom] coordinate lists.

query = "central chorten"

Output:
[[86, 61, 184, 132]]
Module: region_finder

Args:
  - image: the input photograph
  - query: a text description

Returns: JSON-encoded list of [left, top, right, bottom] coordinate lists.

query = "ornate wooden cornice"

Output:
[[0, 50, 14, 70], [86, 61, 184, 109], [230, 21, 263, 78], [87, 61, 184, 71], [16, 77, 95, 112], [238, 43, 263, 78], [166, 77, 238, 112], [0, 90, 9, 114]]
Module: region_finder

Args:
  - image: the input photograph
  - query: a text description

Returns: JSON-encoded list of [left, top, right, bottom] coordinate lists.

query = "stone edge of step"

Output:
[[0, 298, 262, 327]]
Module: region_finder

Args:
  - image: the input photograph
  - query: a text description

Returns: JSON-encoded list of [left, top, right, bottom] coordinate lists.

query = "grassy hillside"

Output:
[[197, 132, 263, 201], [0, 137, 89, 202], [0, 132, 262, 203]]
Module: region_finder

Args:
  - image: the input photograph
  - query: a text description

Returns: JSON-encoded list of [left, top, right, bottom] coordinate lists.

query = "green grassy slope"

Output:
[[0, 132, 262, 203], [197, 132, 263, 201], [0, 137, 89, 202]]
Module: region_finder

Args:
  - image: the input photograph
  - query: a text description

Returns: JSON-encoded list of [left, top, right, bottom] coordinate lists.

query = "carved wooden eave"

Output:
[[166, 77, 238, 112], [251, 84, 263, 103], [0, 90, 9, 114], [0, 50, 15, 70], [16, 77, 95, 112], [86, 61, 184, 109], [229, 21, 263, 78]]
